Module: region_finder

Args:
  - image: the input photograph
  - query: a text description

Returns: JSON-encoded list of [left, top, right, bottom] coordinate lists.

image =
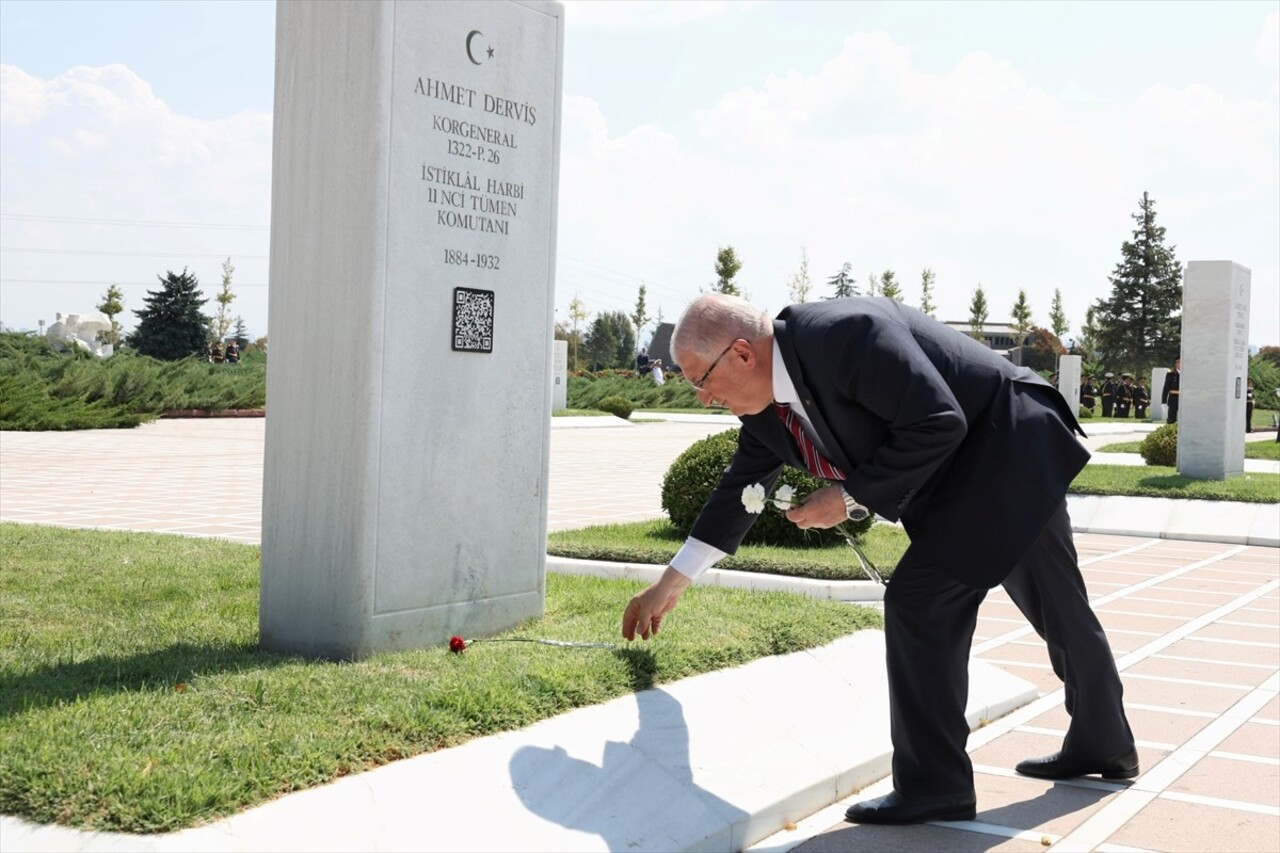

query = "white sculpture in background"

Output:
[[45, 312, 115, 357]]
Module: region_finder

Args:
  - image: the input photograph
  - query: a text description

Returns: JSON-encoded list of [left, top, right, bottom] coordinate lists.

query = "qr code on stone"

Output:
[[452, 287, 494, 353]]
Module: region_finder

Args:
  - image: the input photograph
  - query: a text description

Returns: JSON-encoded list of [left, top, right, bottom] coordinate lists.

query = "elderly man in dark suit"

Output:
[[622, 294, 1135, 825]]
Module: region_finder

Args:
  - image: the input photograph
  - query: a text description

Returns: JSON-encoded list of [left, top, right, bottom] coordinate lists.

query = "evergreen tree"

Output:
[[967, 284, 989, 342], [630, 283, 649, 340], [879, 269, 903, 301], [1093, 192, 1183, 374], [583, 311, 636, 371], [128, 268, 209, 360], [712, 246, 743, 296], [1077, 304, 1101, 363], [95, 284, 125, 347], [866, 271, 879, 297], [826, 262, 856, 299], [919, 268, 937, 316], [231, 316, 249, 349], [1009, 289, 1033, 346], [787, 246, 812, 303], [1049, 288, 1070, 341], [214, 257, 236, 342]]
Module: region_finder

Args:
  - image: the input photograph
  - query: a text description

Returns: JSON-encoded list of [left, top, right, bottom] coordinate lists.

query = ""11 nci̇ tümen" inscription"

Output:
[[414, 75, 535, 251]]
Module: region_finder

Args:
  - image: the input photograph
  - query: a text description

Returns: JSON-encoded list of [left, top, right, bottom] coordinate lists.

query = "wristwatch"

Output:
[[839, 485, 870, 522]]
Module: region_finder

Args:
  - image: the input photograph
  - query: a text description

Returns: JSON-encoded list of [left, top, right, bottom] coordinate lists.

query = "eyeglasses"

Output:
[[688, 341, 738, 391]]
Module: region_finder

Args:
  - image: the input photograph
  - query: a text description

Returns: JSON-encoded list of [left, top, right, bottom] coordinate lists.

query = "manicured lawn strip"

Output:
[[548, 518, 908, 581], [552, 408, 612, 417], [0, 524, 880, 834], [1069, 465, 1280, 502], [1096, 439, 1280, 461]]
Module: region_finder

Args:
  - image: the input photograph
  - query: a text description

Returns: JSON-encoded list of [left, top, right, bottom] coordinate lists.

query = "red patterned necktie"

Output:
[[774, 402, 845, 480]]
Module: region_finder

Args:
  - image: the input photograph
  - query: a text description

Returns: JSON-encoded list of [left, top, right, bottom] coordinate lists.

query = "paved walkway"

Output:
[[1, 418, 1277, 852]]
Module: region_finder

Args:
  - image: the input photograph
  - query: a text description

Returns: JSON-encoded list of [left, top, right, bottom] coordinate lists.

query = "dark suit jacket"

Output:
[[689, 298, 1089, 589]]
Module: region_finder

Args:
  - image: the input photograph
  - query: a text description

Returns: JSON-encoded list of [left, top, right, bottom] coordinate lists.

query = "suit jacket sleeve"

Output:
[[688, 424, 784, 555]]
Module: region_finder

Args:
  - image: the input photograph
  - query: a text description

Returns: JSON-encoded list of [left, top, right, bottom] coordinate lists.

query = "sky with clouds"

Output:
[[1, 0, 1277, 350]]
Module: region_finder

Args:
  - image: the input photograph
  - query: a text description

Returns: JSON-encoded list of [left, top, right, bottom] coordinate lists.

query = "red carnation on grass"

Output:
[[448, 636, 467, 653]]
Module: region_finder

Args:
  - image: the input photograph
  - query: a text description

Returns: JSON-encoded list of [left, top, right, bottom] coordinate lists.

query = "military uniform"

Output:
[[1114, 378, 1134, 419], [1161, 369, 1181, 423], [1133, 382, 1149, 419], [1080, 380, 1097, 412], [1100, 376, 1117, 417], [1246, 384, 1255, 433]]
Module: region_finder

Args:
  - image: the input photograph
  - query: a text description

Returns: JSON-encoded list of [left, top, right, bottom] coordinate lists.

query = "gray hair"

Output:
[[672, 294, 772, 362]]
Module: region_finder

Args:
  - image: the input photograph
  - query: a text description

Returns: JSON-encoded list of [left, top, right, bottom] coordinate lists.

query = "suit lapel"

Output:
[[771, 316, 856, 477]]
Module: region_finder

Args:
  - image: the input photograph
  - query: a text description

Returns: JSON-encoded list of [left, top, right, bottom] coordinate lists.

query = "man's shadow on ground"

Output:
[[509, 647, 748, 851]]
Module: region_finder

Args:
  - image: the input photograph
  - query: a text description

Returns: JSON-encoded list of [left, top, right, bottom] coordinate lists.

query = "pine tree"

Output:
[[1049, 288, 1070, 340], [630, 283, 649, 340], [232, 316, 249, 349], [787, 246, 812, 303], [919, 268, 937, 316], [712, 246, 743, 296], [968, 285, 989, 342], [1093, 192, 1183, 374], [129, 268, 209, 360], [95, 284, 125, 347], [1009, 289, 1033, 346], [879, 269, 903, 301], [1077, 304, 1101, 363], [826, 262, 856, 299], [583, 311, 636, 370], [866, 271, 879, 297]]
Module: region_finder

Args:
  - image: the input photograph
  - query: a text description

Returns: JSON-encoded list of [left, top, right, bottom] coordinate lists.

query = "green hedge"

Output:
[[567, 370, 704, 411], [0, 332, 266, 431]]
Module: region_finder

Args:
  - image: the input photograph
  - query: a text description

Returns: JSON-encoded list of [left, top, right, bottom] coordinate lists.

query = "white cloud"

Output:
[[1257, 10, 1278, 67], [557, 28, 1279, 346], [561, 0, 761, 30], [0, 64, 273, 335]]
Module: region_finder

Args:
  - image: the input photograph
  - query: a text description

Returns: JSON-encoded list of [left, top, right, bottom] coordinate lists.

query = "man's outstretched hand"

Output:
[[622, 567, 692, 641]]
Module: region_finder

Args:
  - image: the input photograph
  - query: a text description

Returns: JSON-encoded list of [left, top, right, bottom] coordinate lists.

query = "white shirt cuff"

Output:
[[670, 537, 727, 580]]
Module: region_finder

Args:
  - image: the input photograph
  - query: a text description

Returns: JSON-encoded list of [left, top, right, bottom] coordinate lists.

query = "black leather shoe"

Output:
[[1015, 747, 1139, 780], [844, 790, 977, 825]]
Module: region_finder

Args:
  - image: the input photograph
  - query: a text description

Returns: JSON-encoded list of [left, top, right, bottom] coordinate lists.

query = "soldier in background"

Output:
[[1080, 375, 1097, 412], [1245, 379, 1255, 433], [1114, 374, 1134, 419], [1100, 373, 1117, 417], [1133, 376, 1150, 419], [1161, 358, 1181, 423]]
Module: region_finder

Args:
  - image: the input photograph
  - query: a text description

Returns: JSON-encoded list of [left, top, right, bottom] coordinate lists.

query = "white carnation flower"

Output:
[[741, 483, 767, 514], [772, 484, 795, 510]]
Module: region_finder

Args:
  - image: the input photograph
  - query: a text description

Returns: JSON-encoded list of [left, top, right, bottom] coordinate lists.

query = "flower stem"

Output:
[[835, 522, 885, 585]]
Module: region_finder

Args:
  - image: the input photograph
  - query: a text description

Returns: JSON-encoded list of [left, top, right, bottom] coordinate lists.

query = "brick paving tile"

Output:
[[1169, 755, 1280, 807], [1109, 799, 1280, 853]]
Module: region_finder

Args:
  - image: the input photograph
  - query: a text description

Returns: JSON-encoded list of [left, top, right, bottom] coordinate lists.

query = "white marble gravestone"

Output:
[[1150, 367, 1170, 422], [552, 339, 568, 411], [261, 0, 564, 659], [1176, 261, 1251, 480], [1057, 355, 1081, 413]]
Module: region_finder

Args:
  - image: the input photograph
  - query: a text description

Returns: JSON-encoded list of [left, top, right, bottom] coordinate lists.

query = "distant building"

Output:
[[942, 320, 1023, 356]]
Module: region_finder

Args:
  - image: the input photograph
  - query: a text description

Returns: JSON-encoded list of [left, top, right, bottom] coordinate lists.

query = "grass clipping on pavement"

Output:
[[0, 524, 881, 834]]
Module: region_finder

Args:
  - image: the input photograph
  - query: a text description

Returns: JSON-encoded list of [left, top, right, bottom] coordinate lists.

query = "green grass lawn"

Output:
[[1069, 465, 1280, 502], [0, 524, 880, 834], [549, 518, 909, 581], [1096, 439, 1280, 461]]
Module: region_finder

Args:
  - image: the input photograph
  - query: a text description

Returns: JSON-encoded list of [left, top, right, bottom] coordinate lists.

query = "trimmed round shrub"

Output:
[[596, 396, 633, 419], [660, 428, 873, 548], [1139, 422, 1178, 466]]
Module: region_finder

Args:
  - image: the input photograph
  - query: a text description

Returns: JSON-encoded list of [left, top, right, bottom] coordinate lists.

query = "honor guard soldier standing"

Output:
[[1161, 358, 1181, 423], [1080, 375, 1097, 413], [1133, 376, 1150, 419], [1114, 374, 1134, 419], [1100, 373, 1117, 417]]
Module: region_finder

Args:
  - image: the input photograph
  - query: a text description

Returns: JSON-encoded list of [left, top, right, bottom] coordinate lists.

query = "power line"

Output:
[[0, 213, 269, 230], [0, 247, 269, 260]]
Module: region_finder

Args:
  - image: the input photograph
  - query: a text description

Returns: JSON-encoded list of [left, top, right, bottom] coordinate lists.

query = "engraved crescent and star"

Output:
[[465, 30, 495, 65]]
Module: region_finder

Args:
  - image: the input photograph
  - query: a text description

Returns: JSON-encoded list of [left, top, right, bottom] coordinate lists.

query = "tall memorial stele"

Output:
[[261, 0, 565, 659], [1176, 261, 1251, 480]]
